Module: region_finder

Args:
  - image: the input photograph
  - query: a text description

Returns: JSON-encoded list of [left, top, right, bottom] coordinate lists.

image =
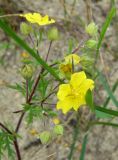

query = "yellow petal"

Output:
[[73, 97, 85, 111], [79, 79, 94, 95], [57, 84, 71, 101], [70, 71, 86, 89], [56, 97, 75, 114], [20, 13, 42, 23], [20, 13, 55, 26], [65, 54, 80, 65], [37, 15, 55, 25]]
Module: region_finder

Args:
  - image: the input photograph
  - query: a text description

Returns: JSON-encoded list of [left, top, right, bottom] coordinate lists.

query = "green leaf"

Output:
[[97, 71, 118, 107], [0, 20, 62, 82], [0, 130, 15, 160], [8, 83, 25, 96], [96, 7, 116, 59], [24, 104, 43, 124], [38, 76, 49, 98], [68, 38, 77, 54], [85, 89, 94, 111], [95, 110, 113, 118], [89, 121, 118, 128], [79, 134, 88, 160], [95, 105, 118, 117], [44, 109, 58, 117]]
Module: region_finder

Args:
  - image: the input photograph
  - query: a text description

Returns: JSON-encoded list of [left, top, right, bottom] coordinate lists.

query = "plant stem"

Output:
[[15, 35, 53, 133], [29, 34, 35, 47], [26, 79, 29, 103], [14, 138, 21, 160], [0, 122, 21, 159], [72, 38, 89, 54], [28, 68, 44, 103], [79, 133, 88, 160], [0, 14, 20, 18], [40, 84, 59, 105], [84, 0, 92, 23], [0, 122, 12, 134], [68, 113, 79, 160], [14, 36, 55, 160], [15, 112, 25, 133], [45, 40, 53, 62]]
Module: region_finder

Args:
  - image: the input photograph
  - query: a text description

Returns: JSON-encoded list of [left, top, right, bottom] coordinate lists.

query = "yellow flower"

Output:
[[20, 13, 55, 26], [59, 63, 72, 74], [64, 54, 80, 65], [56, 71, 94, 114], [53, 118, 60, 125], [38, 15, 55, 25]]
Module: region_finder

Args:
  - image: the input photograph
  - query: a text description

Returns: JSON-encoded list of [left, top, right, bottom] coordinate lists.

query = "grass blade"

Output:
[[0, 19, 62, 82], [68, 114, 79, 160], [98, 71, 118, 107], [96, 7, 116, 59], [89, 121, 118, 128], [104, 80, 118, 108], [79, 134, 88, 160], [95, 105, 118, 117]]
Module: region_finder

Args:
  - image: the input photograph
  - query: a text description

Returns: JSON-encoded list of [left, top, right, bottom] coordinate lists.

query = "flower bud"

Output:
[[47, 27, 59, 41], [65, 54, 80, 65], [39, 131, 51, 144], [59, 63, 72, 74], [59, 63, 72, 79], [85, 22, 98, 36], [20, 64, 34, 79], [85, 39, 97, 48], [53, 125, 64, 135], [20, 22, 33, 35]]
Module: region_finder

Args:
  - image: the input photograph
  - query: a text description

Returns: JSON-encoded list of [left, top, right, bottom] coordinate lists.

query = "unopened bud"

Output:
[[20, 64, 34, 79], [53, 125, 64, 135], [59, 63, 72, 79], [20, 22, 33, 35], [85, 22, 98, 36], [47, 27, 59, 41], [85, 39, 97, 48], [39, 131, 51, 144]]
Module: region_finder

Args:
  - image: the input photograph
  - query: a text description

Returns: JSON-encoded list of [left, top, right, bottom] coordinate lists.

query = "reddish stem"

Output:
[[14, 138, 21, 160], [0, 122, 12, 134]]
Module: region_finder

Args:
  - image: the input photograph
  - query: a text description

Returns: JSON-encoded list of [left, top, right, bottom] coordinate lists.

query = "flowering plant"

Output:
[[0, 6, 117, 160]]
